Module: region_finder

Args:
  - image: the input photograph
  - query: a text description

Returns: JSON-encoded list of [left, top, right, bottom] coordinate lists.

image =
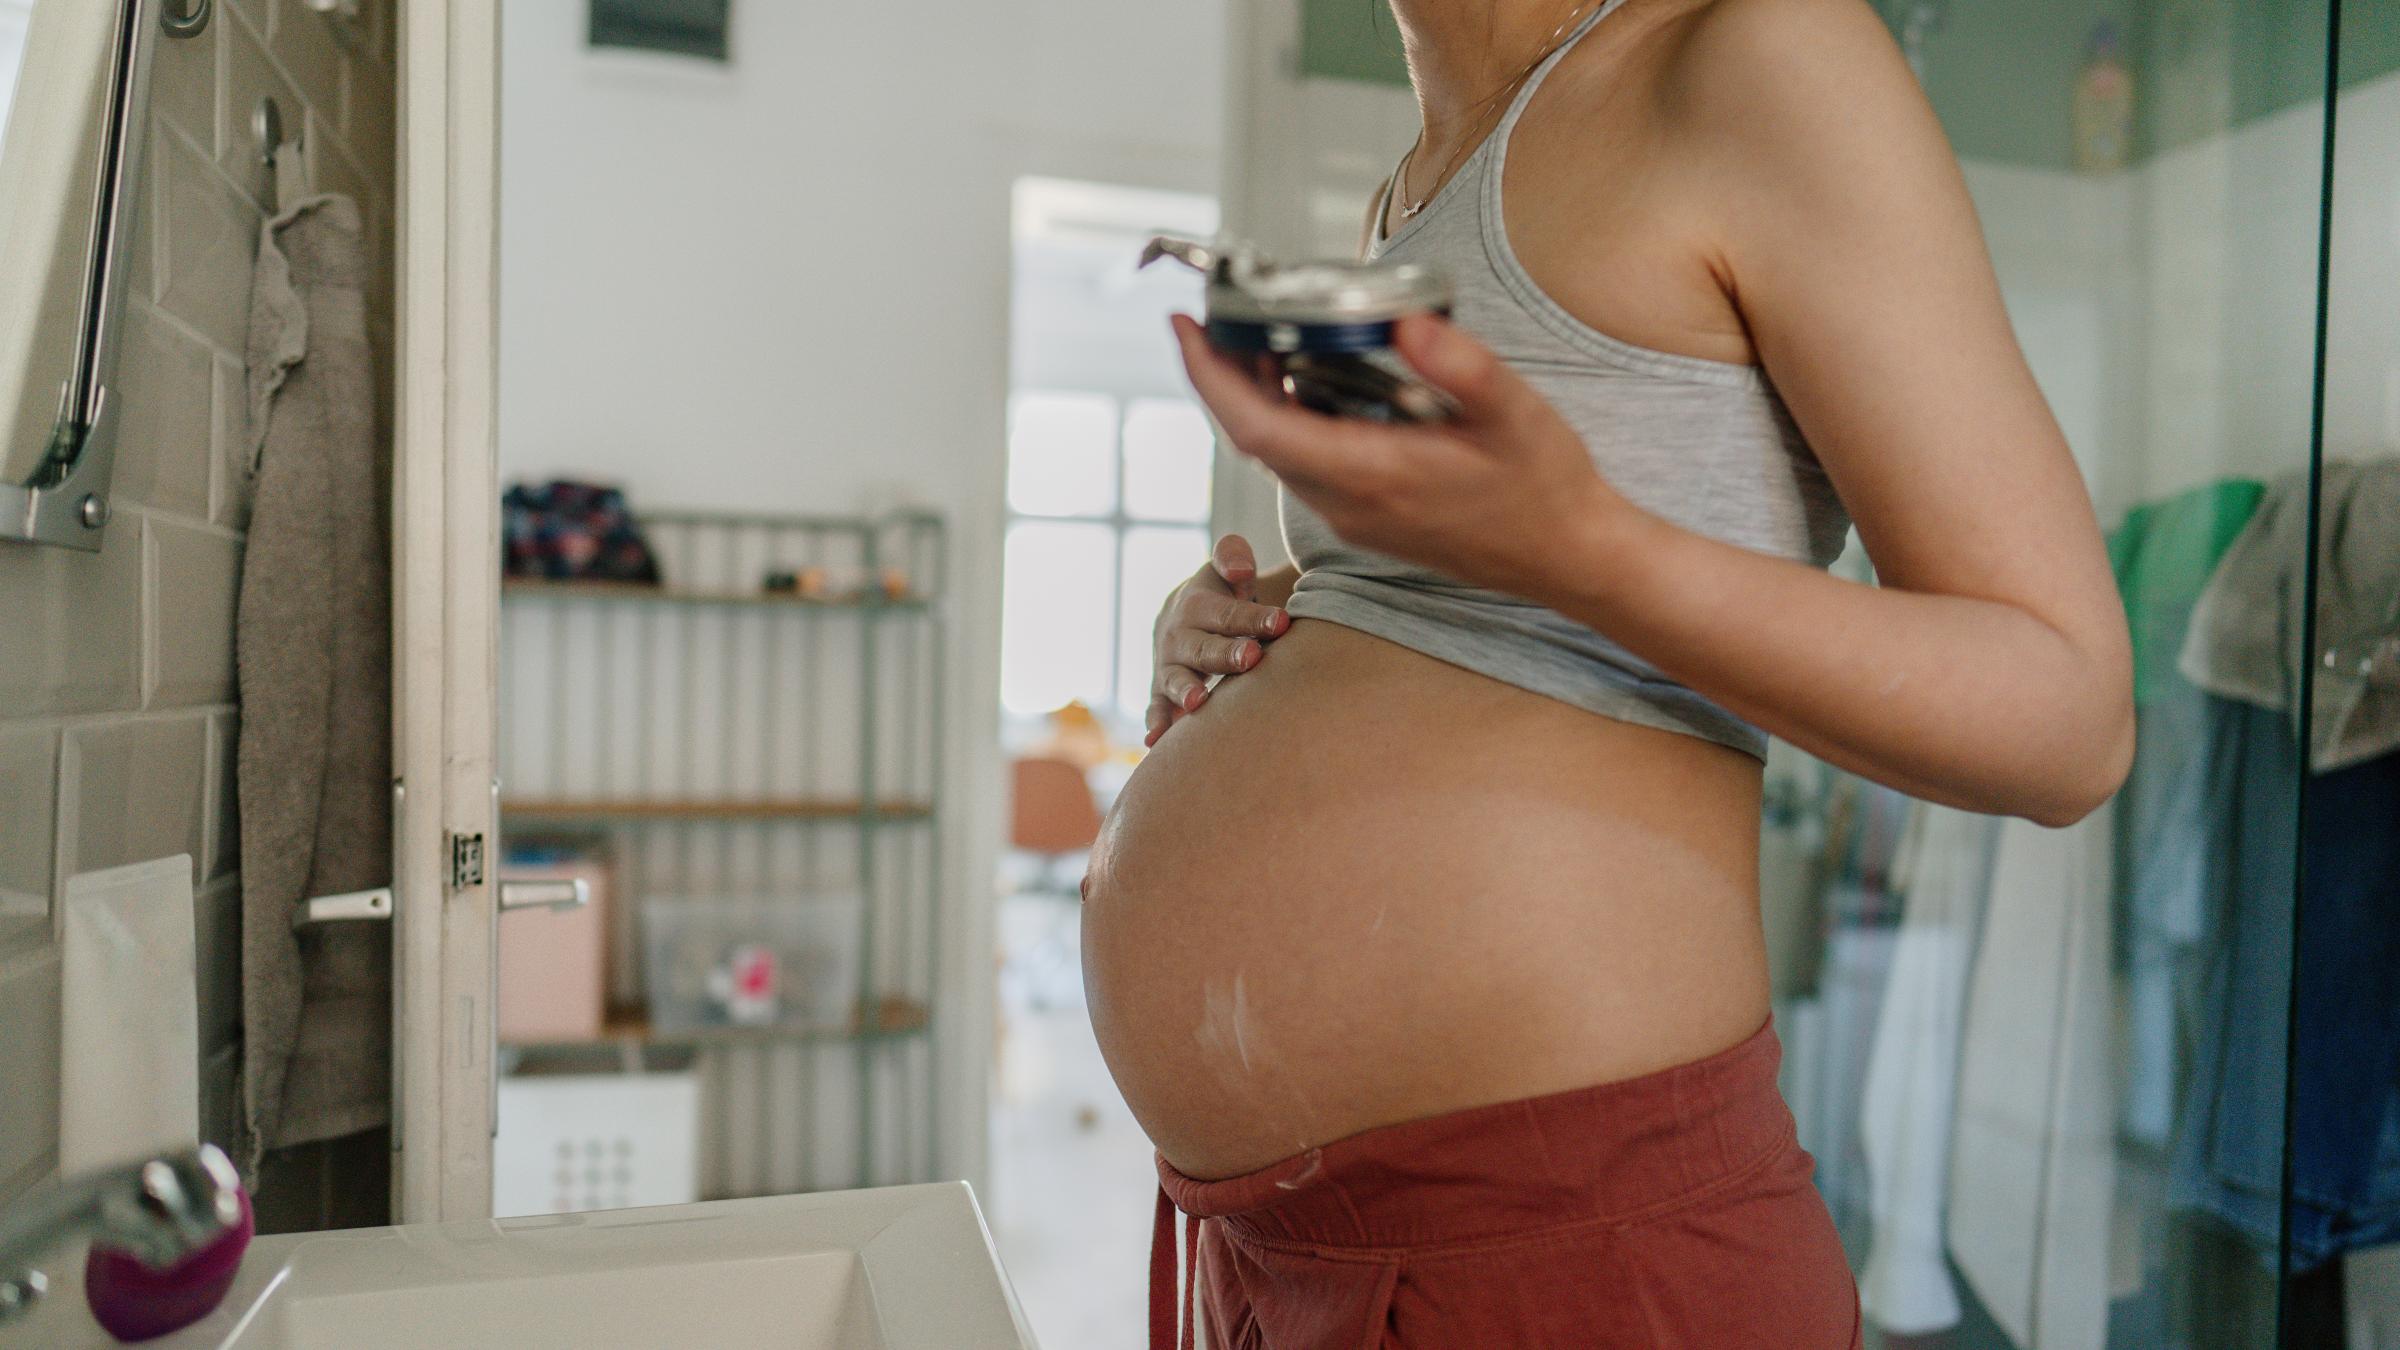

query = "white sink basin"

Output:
[[6, 1183, 1035, 1349]]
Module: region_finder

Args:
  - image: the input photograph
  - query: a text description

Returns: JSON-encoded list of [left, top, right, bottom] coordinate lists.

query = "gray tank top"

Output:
[[1279, 0, 1852, 760]]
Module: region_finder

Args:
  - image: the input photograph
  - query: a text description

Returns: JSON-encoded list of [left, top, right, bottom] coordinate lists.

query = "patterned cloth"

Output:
[[502, 480, 662, 583]]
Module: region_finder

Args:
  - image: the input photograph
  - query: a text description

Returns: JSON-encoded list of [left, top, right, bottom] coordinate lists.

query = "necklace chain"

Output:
[[1395, 0, 1604, 222]]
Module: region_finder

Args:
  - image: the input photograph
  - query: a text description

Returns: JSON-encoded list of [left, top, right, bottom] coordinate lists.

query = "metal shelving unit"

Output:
[[496, 510, 945, 1197]]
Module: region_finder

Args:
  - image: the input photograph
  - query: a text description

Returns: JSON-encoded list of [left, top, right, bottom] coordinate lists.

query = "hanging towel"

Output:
[[235, 185, 391, 1167]]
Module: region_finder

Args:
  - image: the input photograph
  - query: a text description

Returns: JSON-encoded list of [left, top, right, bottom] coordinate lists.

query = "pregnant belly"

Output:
[[1082, 619, 1774, 1180]]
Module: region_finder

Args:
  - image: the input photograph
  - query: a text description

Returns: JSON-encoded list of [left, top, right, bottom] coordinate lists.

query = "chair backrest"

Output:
[[1009, 756, 1103, 854]]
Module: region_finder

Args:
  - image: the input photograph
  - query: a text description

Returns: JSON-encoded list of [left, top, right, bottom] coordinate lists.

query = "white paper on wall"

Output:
[[60, 855, 200, 1174]]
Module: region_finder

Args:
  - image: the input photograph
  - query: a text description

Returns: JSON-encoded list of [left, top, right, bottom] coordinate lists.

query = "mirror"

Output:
[[0, 0, 171, 549]]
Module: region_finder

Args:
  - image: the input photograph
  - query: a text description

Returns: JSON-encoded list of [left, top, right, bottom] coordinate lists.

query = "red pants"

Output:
[[1151, 1020, 1861, 1349]]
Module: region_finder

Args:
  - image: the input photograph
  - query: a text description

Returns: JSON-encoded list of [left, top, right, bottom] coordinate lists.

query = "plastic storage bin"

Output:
[[493, 1072, 700, 1218], [641, 896, 863, 1033]]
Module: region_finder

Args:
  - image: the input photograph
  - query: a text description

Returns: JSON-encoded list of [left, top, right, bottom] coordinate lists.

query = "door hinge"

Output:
[[449, 832, 485, 891]]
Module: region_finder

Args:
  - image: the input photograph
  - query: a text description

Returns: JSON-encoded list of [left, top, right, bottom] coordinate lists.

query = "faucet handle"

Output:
[[105, 1146, 242, 1269]]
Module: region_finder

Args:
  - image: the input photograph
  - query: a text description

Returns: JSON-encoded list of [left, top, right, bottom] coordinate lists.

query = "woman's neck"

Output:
[[1387, 0, 1598, 136]]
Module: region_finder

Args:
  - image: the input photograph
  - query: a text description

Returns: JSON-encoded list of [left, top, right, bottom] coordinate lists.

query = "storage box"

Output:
[[498, 857, 612, 1043], [494, 1072, 700, 1217], [641, 895, 863, 1033]]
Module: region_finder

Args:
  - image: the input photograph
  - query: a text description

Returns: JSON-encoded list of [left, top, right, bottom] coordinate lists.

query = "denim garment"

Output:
[[2169, 697, 2400, 1270]]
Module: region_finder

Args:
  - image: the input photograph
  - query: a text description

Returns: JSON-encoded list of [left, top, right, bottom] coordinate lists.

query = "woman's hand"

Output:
[[1145, 533, 1291, 747], [1170, 312, 1645, 600]]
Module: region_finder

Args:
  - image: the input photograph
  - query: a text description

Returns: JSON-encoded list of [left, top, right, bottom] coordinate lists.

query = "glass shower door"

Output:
[[1773, 2, 2354, 1345]]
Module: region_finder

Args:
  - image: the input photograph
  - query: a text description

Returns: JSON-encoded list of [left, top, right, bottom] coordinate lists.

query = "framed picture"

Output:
[[588, 0, 731, 63]]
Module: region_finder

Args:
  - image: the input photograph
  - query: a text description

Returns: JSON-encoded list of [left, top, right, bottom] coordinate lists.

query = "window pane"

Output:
[[1008, 391, 1119, 517], [1121, 398, 1214, 523], [1116, 526, 1210, 716], [1001, 522, 1117, 718]]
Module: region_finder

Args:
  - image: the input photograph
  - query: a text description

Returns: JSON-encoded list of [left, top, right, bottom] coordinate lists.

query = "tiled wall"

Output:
[[0, 0, 393, 1207]]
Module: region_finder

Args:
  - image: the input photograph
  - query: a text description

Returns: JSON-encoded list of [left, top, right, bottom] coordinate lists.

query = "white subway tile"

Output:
[[148, 12, 218, 154], [149, 519, 244, 709], [109, 304, 217, 519], [221, 0, 274, 46], [0, 727, 57, 947], [155, 129, 264, 353], [63, 716, 210, 881], [0, 516, 143, 717], [269, 1, 346, 127], [0, 948, 62, 1201]]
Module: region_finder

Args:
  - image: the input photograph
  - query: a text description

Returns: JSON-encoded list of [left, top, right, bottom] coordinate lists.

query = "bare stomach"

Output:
[[1082, 619, 1774, 1180]]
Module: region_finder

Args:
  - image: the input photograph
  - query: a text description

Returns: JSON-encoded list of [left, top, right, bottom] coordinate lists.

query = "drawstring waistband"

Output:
[[1152, 1185, 1200, 1350]]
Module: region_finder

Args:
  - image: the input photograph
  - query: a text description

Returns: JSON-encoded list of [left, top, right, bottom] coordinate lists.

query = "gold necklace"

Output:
[[1395, 0, 1605, 221]]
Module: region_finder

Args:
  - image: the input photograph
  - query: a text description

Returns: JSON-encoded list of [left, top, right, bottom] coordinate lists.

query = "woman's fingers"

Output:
[[1210, 533, 1258, 596], [1388, 313, 1540, 433], [1166, 629, 1263, 677], [1172, 317, 1381, 485], [1157, 663, 1210, 717], [1176, 589, 1288, 640]]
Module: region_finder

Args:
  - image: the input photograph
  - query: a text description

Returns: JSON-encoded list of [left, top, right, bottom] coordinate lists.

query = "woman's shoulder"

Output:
[[1648, 0, 1928, 140]]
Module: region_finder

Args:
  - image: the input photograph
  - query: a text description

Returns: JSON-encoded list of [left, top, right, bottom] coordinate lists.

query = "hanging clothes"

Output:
[[2166, 459, 2400, 1271], [2167, 698, 2400, 1271], [1800, 779, 1913, 1242], [1855, 802, 1999, 1336], [1945, 805, 2118, 1350], [2180, 459, 2400, 771], [2107, 478, 2266, 1146]]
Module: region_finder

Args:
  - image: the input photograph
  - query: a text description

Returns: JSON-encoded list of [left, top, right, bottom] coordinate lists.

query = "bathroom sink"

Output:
[[9, 1182, 1034, 1349]]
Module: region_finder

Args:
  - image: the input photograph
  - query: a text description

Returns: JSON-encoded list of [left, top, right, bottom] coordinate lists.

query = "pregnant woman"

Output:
[[1085, 0, 2134, 1345]]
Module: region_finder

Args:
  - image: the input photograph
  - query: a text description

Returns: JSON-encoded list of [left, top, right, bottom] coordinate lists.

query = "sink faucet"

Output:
[[0, 1144, 243, 1324]]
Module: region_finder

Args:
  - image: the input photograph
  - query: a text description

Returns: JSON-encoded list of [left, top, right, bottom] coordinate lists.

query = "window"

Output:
[[1000, 392, 1214, 725]]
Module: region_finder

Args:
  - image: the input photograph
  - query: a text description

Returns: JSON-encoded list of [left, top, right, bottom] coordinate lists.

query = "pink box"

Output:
[[498, 859, 610, 1043]]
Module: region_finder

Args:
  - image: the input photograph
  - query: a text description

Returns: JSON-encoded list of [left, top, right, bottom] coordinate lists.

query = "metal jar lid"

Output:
[[1140, 236, 1454, 328]]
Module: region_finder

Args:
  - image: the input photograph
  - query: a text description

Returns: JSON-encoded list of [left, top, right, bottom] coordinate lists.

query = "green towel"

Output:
[[2108, 479, 2265, 706]]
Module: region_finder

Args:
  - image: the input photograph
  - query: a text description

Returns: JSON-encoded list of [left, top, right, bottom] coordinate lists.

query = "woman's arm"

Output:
[[1166, 0, 2133, 825], [1562, 0, 2135, 822]]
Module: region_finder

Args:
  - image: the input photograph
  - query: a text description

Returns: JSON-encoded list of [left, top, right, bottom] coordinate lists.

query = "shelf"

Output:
[[503, 996, 931, 1051], [502, 579, 930, 611], [502, 797, 934, 822]]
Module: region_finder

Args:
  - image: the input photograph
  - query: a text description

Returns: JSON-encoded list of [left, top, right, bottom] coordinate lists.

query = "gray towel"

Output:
[[236, 188, 391, 1167], [2178, 458, 2400, 772]]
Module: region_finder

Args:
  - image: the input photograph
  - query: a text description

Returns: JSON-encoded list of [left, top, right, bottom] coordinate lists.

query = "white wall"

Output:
[[496, 0, 1225, 1195]]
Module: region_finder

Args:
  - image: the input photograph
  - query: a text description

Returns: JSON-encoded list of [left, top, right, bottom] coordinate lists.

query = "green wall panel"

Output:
[[1299, 0, 1412, 87], [1293, 0, 2391, 170]]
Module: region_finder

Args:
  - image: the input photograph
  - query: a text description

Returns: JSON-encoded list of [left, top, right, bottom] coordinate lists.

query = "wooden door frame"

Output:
[[391, 0, 501, 1223]]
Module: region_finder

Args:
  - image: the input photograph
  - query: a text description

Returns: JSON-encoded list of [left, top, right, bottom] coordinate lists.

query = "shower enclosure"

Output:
[[1790, 3, 2388, 1345], [1233, 0, 2396, 1344]]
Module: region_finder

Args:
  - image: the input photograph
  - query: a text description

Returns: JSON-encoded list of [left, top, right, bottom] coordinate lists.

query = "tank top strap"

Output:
[[1496, 0, 1636, 142]]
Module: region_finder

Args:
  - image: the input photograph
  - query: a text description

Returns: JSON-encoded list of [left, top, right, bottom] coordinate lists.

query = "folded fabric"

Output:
[[2179, 459, 2400, 771]]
